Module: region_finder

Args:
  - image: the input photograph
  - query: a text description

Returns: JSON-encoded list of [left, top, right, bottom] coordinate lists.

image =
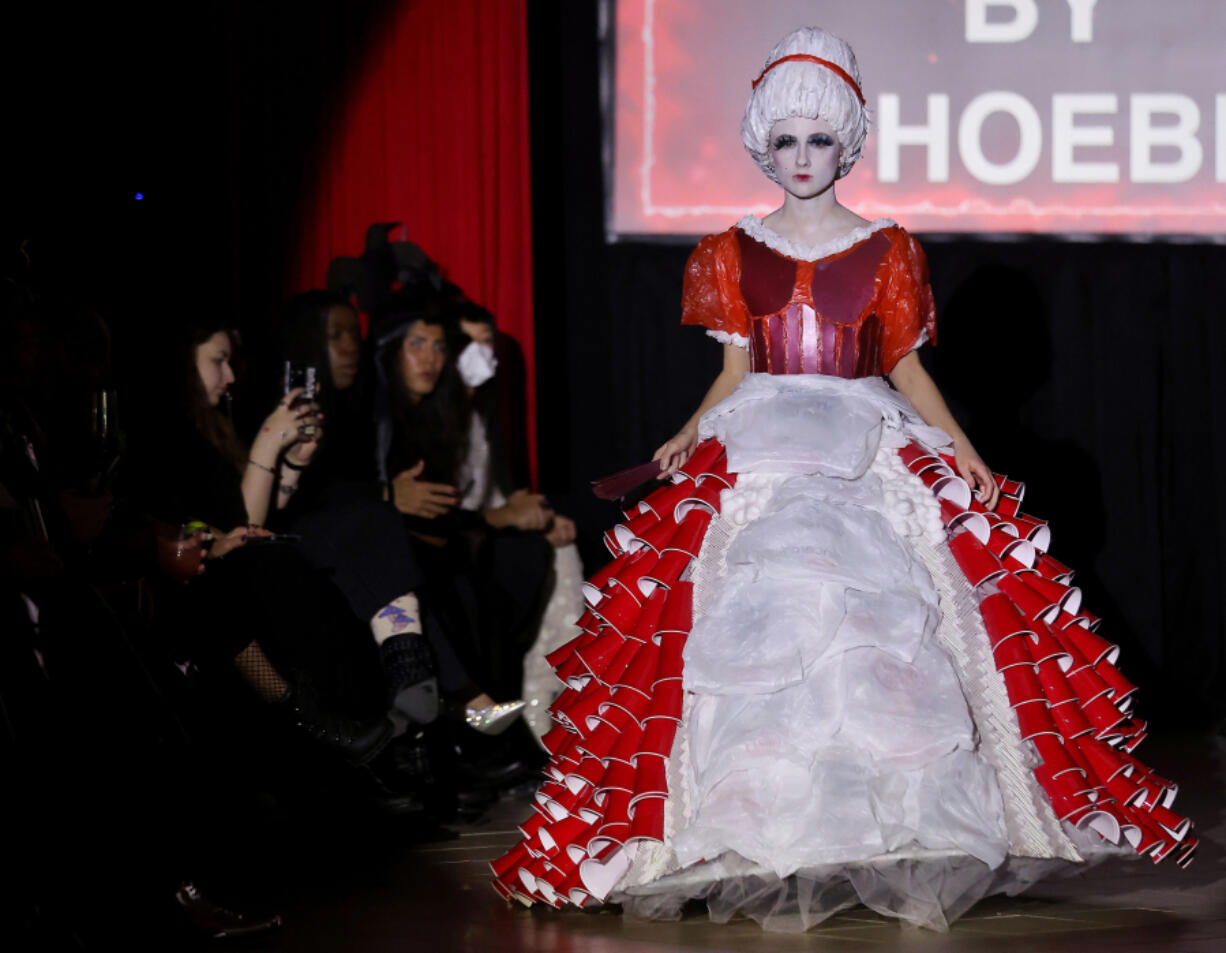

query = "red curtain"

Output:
[[290, 0, 537, 483]]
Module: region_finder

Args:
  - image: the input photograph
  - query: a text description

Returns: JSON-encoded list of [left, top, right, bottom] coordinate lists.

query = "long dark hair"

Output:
[[374, 302, 470, 485], [185, 320, 246, 472]]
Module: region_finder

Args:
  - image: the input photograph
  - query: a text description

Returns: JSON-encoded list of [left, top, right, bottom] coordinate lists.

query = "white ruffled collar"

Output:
[[735, 215, 896, 262]]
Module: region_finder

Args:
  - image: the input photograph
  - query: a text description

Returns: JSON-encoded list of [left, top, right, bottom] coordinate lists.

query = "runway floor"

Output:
[[234, 731, 1224, 952]]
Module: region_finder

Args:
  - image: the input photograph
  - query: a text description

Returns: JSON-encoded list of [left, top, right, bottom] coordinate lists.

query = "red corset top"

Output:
[[737, 228, 892, 379]]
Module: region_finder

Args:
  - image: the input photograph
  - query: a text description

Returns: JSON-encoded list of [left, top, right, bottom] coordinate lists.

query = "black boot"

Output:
[[277, 681, 392, 766], [379, 633, 440, 725], [175, 881, 282, 940]]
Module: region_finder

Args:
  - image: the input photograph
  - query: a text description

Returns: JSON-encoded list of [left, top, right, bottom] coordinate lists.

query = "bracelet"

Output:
[[248, 458, 275, 475], [282, 457, 307, 472], [278, 482, 298, 495]]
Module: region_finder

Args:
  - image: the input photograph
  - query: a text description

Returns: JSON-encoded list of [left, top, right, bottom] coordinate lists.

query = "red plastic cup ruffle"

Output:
[[675, 482, 724, 521], [899, 443, 1193, 866], [637, 479, 698, 522], [655, 583, 693, 639], [997, 572, 1060, 624], [950, 531, 1007, 587], [987, 525, 1037, 568], [939, 498, 991, 543], [612, 510, 664, 555], [493, 456, 721, 907], [979, 593, 1034, 648]]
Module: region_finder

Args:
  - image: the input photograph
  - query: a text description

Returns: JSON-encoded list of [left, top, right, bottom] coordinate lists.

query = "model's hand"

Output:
[[652, 425, 698, 477], [544, 514, 577, 548], [391, 461, 459, 518], [954, 438, 1000, 511], [489, 488, 552, 532]]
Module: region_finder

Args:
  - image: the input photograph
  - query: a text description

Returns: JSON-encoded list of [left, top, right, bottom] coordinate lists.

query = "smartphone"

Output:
[[244, 533, 299, 546], [283, 361, 318, 436]]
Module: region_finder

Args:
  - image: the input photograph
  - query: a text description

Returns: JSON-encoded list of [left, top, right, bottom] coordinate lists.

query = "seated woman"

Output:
[[124, 316, 401, 773], [274, 291, 528, 748], [446, 298, 586, 744], [374, 298, 577, 714]]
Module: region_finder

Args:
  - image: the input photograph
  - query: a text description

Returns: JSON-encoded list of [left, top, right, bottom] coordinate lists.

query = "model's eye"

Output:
[[772, 135, 797, 151], [809, 134, 835, 147]]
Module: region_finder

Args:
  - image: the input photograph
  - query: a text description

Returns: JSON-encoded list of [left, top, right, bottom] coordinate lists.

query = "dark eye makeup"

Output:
[[773, 132, 835, 151]]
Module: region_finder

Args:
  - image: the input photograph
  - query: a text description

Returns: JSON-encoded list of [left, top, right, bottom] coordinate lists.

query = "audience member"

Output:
[[447, 299, 586, 742], [0, 277, 283, 946], [1, 220, 581, 946], [275, 290, 539, 799], [122, 315, 437, 801]]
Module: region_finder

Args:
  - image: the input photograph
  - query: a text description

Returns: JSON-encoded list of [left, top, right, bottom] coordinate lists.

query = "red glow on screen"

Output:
[[612, 0, 1226, 237]]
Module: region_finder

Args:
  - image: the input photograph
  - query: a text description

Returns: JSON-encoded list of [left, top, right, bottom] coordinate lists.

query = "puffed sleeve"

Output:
[[680, 230, 751, 347], [877, 229, 938, 374]]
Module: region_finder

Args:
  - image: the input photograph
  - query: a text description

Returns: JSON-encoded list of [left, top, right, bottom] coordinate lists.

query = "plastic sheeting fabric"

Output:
[[649, 374, 1018, 925]]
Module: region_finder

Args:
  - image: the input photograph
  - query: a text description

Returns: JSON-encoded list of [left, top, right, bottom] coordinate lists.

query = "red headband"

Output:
[[750, 53, 865, 105]]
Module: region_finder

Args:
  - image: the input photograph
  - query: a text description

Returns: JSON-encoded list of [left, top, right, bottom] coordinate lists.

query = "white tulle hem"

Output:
[[614, 846, 1117, 933]]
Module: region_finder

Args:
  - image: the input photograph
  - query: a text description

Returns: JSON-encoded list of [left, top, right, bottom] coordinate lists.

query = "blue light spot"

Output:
[[134, 192, 144, 200]]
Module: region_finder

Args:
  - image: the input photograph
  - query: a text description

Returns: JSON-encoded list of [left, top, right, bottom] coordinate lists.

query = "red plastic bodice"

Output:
[[736, 229, 892, 379]]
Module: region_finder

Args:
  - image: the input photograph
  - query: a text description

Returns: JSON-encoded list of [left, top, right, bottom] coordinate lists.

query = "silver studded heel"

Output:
[[465, 699, 526, 735]]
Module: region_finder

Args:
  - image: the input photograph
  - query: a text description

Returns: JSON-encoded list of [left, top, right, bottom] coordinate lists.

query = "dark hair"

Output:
[[448, 298, 515, 495], [185, 320, 246, 472], [278, 289, 361, 437], [375, 302, 470, 485], [278, 289, 355, 394]]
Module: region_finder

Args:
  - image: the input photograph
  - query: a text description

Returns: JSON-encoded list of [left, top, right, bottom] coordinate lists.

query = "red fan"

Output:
[[590, 460, 669, 500]]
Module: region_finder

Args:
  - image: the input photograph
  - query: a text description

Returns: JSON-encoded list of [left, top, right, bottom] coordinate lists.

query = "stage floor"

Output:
[[237, 732, 1225, 952]]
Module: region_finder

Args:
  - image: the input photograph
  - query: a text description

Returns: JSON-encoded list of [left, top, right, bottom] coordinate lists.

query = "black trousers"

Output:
[[409, 526, 553, 700], [291, 497, 472, 693], [163, 541, 385, 719]]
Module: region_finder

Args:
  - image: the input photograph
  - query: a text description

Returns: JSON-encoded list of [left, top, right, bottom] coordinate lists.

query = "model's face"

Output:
[[195, 331, 236, 406], [769, 115, 840, 198], [326, 304, 361, 391], [399, 320, 447, 401]]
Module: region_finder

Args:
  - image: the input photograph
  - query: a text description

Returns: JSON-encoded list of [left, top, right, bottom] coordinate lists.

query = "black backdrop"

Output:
[[528, 2, 1226, 726]]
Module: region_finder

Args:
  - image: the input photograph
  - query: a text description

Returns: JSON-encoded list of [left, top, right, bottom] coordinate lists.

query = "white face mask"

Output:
[[457, 339, 498, 388]]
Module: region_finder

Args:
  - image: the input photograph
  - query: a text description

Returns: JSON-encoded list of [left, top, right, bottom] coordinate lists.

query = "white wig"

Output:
[[741, 27, 869, 182]]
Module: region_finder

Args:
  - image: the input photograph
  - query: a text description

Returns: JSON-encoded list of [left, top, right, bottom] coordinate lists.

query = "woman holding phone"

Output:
[[126, 316, 403, 776]]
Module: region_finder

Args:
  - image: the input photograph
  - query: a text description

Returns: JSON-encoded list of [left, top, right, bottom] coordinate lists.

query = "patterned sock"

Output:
[[373, 595, 438, 724], [370, 593, 423, 645]]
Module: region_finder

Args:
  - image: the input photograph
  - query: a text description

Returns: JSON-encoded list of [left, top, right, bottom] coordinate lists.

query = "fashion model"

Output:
[[491, 26, 1194, 931]]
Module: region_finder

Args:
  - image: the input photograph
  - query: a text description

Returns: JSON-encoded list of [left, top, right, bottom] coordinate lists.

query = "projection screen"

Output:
[[609, 0, 1226, 238]]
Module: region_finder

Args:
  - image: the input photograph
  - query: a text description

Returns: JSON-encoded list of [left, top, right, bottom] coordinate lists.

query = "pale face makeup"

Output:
[[768, 115, 841, 199], [326, 304, 361, 391], [398, 320, 447, 402], [195, 331, 236, 406]]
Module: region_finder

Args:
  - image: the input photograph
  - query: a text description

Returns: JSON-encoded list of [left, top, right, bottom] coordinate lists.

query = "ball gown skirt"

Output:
[[490, 372, 1195, 932]]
